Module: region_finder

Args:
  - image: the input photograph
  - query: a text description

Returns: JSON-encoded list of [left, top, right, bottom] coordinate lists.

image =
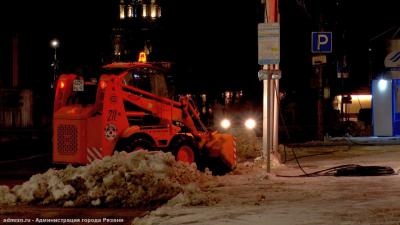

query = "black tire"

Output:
[[169, 136, 202, 168], [116, 136, 155, 153]]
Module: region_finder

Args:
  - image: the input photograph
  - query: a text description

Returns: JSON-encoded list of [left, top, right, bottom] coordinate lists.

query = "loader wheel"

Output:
[[130, 138, 154, 151], [170, 138, 201, 167], [176, 145, 195, 163]]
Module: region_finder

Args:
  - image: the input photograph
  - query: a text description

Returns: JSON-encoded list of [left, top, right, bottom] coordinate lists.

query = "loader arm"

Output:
[[118, 80, 207, 138]]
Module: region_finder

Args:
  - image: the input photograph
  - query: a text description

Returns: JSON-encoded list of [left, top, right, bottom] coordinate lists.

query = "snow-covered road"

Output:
[[134, 145, 400, 225]]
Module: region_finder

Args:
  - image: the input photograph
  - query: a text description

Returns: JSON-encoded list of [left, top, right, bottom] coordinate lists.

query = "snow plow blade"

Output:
[[204, 132, 237, 174]]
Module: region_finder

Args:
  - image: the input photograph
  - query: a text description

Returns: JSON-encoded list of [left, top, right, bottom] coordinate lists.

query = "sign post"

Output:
[[258, 0, 280, 173], [311, 31, 332, 140]]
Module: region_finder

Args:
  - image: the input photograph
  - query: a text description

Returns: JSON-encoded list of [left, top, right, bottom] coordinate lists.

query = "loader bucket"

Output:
[[205, 132, 237, 172]]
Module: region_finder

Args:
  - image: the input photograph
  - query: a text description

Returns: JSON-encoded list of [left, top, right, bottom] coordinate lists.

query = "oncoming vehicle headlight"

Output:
[[220, 119, 231, 129], [244, 118, 256, 129]]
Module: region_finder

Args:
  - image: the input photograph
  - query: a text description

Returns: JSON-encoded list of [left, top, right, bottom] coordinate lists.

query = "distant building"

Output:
[[112, 0, 163, 62]]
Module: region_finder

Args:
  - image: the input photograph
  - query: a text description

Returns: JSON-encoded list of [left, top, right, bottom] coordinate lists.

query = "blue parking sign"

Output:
[[312, 32, 332, 53]]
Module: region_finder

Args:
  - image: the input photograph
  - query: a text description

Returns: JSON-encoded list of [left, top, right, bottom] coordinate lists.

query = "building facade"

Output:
[[112, 0, 163, 62]]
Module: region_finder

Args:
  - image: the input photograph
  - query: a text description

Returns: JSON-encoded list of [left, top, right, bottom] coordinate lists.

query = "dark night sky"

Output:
[[0, 0, 260, 98], [1, 0, 400, 98]]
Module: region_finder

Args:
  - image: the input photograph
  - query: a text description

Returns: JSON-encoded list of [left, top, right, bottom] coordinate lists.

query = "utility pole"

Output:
[[50, 39, 60, 116], [316, 64, 324, 140], [311, 13, 332, 140], [258, 0, 280, 173], [50, 39, 60, 91], [316, 15, 324, 141]]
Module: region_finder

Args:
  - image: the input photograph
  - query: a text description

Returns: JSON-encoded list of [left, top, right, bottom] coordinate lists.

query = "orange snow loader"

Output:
[[53, 62, 237, 174]]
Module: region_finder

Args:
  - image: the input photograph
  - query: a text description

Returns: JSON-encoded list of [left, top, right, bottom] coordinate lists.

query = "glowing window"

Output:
[[127, 5, 133, 18], [119, 5, 125, 19], [142, 4, 147, 17], [150, 4, 157, 19]]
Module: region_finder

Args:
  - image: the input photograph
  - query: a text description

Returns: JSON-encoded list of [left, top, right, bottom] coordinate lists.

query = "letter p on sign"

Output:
[[312, 32, 332, 53], [317, 35, 329, 50]]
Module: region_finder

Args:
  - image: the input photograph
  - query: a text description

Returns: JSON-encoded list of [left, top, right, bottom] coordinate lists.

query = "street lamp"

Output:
[[51, 39, 59, 50], [50, 38, 59, 89]]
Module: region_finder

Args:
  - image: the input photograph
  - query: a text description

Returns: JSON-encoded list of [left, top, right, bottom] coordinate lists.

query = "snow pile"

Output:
[[224, 128, 282, 170], [0, 150, 204, 207], [230, 128, 262, 161], [0, 186, 16, 205]]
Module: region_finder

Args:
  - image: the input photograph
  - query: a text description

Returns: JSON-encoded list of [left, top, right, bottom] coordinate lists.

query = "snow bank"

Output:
[[230, 128, 262, 161], [0, 186, 16, 205], [0, 150, 205, 207], [230, 128, 281, 167]]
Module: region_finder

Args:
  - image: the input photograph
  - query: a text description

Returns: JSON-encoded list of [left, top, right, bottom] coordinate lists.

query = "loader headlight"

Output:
[[220, 119, 231, 129], [244, 118, 256, 129]]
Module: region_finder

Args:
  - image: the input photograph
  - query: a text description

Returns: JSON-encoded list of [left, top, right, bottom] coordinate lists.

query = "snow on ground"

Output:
[[2, 131, 400, 225], [133, 145, 400, 225], [0, 150, 207, 207]]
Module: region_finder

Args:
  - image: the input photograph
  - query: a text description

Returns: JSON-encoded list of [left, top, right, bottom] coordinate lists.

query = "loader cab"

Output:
[[122, 66, 169, 98], [102, 62, 172, 98]]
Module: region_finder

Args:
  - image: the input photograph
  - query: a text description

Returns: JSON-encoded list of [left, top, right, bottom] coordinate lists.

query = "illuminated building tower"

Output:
[[112, 0, 162, 62]]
